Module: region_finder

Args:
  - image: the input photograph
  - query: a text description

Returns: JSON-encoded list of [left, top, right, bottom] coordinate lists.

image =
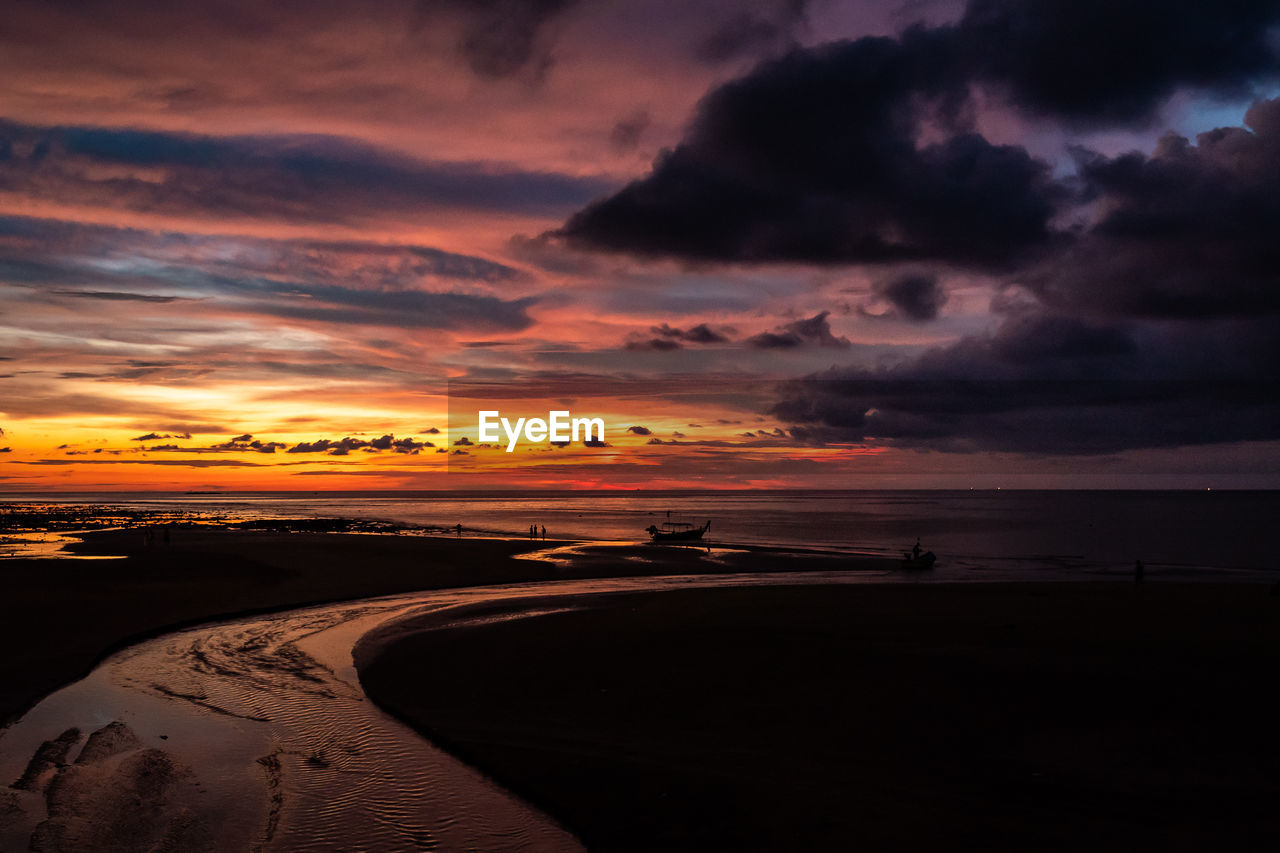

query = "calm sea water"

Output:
[[3, 490, 1277, 580]]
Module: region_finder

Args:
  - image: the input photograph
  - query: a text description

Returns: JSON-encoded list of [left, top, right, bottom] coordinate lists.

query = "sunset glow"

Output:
[[3, 0, 1279, 491]]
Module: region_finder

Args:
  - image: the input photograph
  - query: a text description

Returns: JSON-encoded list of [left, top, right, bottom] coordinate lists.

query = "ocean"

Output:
[[2, 489, 1276, 581]]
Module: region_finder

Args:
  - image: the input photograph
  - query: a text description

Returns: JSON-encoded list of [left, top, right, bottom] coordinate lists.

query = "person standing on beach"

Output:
[[455, 523, 462, 538], [541, 525, 546, 540]]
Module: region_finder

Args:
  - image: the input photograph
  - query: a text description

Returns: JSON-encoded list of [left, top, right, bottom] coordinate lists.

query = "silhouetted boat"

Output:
[[645, 520, 711, 542], [901, 550, 936, 569]]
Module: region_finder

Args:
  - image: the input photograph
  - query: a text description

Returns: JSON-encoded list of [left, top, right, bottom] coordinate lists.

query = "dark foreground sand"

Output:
[[358, 582, 1280, 852], [0, 529, 559, 725]]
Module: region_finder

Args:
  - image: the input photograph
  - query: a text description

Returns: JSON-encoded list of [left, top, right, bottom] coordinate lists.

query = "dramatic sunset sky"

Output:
[[2, 0, 1279, 490]]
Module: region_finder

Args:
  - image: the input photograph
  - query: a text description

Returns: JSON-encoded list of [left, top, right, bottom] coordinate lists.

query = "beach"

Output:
[[357, 582, 1280, 851], [0, 528, 556, 726], [2, 521, 1278, 850]]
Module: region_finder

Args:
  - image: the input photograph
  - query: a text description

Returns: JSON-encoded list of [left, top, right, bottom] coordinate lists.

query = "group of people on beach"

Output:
[[453, 523, 547, 539]]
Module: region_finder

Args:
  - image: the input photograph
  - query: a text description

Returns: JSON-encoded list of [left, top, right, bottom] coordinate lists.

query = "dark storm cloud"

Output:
[[652, 323, 733, 344], [777, 376, 1280, 454], [420, 0, 579, 80], [555, 2, 1280, 266], [684, 324, 732, 343], [626, 425, 652, 435], [0, 120, 613, 224], [747, 311, 850, 349], [772, 310, 1280, 454], [626, 321, 734, 349], [872, 273, 947, 321], [1023, 98, 1280, 320], [546, 3, 1280, 458], [957, 0, 1280, 125], [556, 34, 1060, 266]]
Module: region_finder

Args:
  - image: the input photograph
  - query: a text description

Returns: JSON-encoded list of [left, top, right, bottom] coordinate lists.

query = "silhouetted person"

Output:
[[912, 538, 921, 560], [1134, 559, 1145, 584], [540, 525, 546, 540], [455, 523, 463, 538]]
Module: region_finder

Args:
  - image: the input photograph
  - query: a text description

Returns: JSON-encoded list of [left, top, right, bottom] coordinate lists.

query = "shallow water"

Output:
[[0, 570, 882, 852], [6, 489, 1278, 576], [0, 530, 124, 560]]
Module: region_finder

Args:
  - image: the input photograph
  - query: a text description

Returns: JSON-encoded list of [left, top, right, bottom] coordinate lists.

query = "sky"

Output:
[[2, 0, 1280, 491]]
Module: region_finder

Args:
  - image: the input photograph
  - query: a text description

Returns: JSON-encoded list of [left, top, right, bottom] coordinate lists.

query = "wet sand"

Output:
[[2, 583, 608, 851], [0, 529, 561, 725], [357, 582, 1280, 851]]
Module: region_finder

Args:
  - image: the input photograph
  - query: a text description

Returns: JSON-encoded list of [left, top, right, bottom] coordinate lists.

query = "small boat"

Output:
[[645, 520, 711, 542], [901, 550, 936, 569]]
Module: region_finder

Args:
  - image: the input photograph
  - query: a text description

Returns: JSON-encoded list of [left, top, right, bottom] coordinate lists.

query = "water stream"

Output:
[[0, 571, 868, 851]]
